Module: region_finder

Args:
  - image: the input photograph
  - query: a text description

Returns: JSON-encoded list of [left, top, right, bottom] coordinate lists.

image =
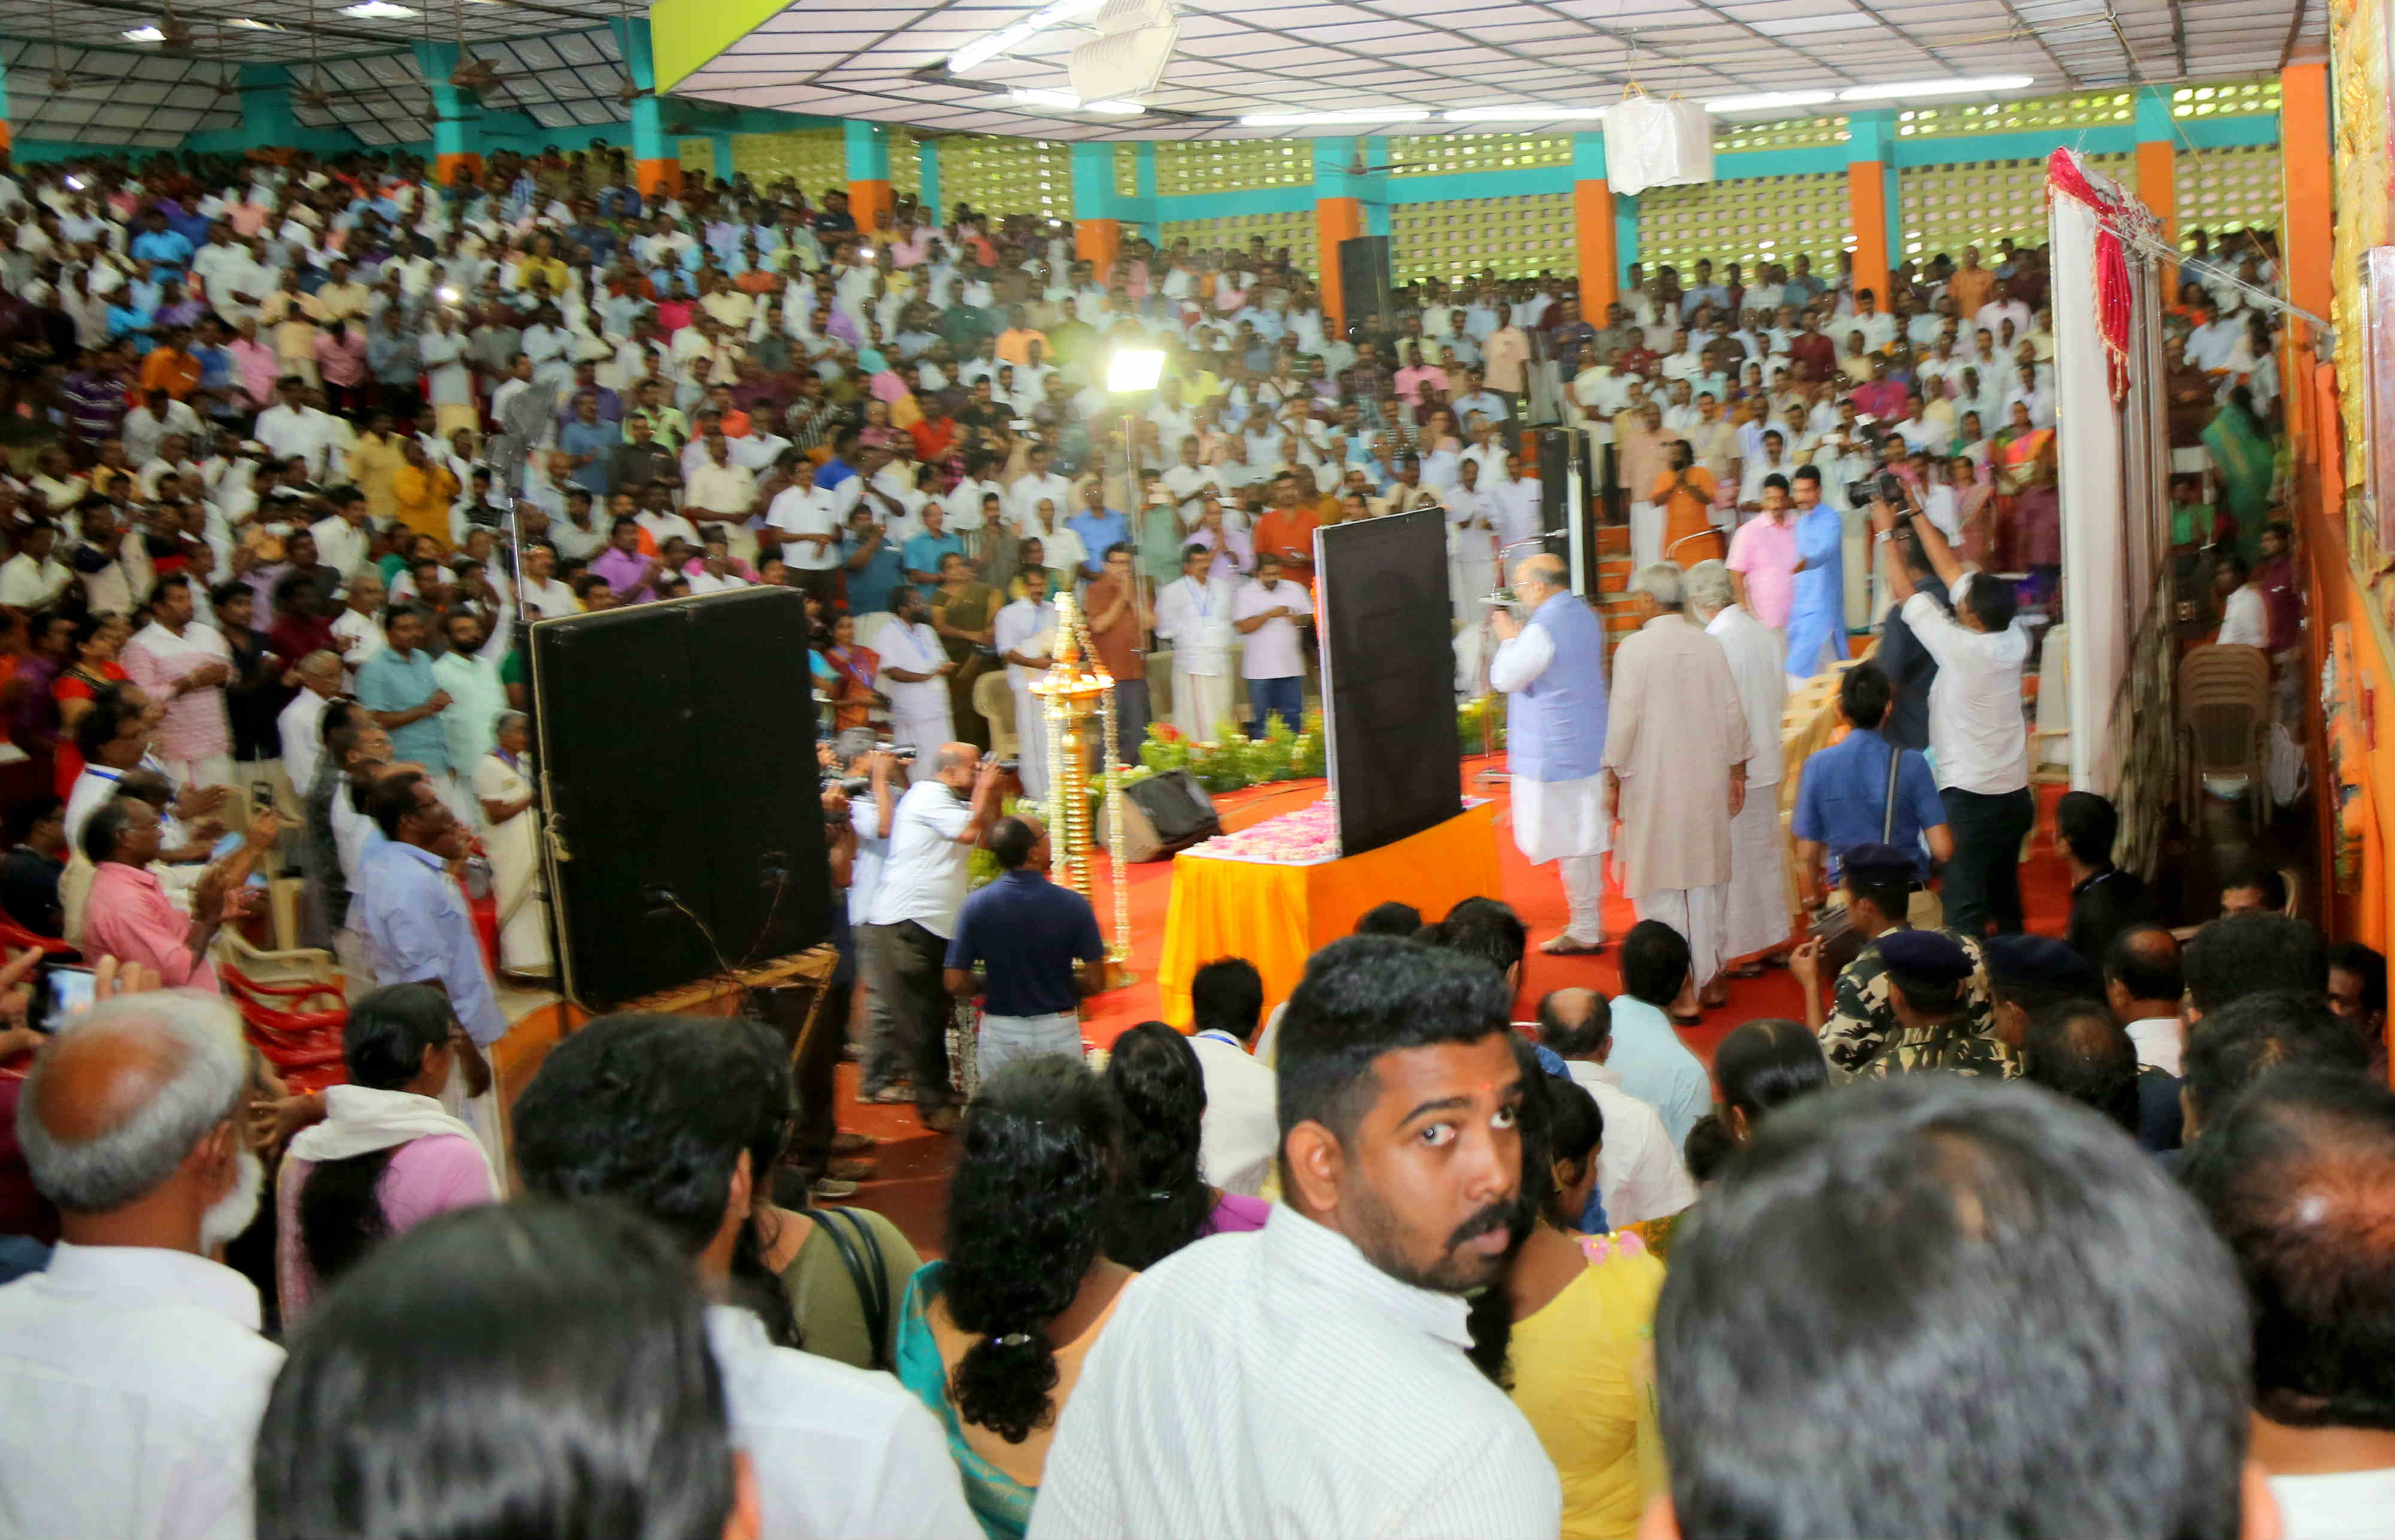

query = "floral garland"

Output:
[[2045, 147, 2161, 404]]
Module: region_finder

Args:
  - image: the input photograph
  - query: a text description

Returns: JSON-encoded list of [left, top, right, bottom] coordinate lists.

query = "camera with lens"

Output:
[[994, 758, 1020, 776], [875, 741, 917, 763], [836, 775, 872, 795], [1847, 470, 1908, 509]]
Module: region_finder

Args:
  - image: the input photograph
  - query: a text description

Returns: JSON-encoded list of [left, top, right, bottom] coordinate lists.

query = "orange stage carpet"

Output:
[[842, 759, 2076, 1253]]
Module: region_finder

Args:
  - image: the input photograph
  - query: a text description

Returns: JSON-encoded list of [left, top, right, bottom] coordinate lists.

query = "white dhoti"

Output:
[[1451, 547, 1495, 628], [1514, 774, 1611, 945], [1630, 501, 1663, 572], [1842, 522, 1871, 631], [438, 1055, 510, 1196], [1635, 884, 1730, 989], [1171, 669, 1233, 742], [1010, 685, 1049, 800], [1720, 784, 1790, 962], [890, 702, 954, 753]]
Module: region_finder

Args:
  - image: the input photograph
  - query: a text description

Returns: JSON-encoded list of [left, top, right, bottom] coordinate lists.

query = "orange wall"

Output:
[[847, 178, 894, 236], [1075, 217, 1121, 269], [2281, 63, 2334, 325], [2135, 141, 2176, 244]]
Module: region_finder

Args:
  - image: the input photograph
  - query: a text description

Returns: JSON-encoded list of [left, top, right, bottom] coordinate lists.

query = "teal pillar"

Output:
[[1614, 195, 1641, 283], [920, 137, 942, 222], [844, 119, 891, 181], [236, 64, 299, 150], [1070, 140, 1117, 219], [607, 17, 673, 190], [0, 50, 11, 149], [1362, 137, 1391, 236], [413, 41, 483, 183]]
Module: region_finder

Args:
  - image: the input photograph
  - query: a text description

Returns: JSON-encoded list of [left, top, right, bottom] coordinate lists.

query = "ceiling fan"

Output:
[[444, 0, 509, 96], [40, 0, 116, 93], [155, 2, 196, 54]]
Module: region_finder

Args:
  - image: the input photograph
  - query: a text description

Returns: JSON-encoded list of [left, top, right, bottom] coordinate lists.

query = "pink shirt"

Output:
[[121, 620, 231, 763], [275, 1133, 495, 1321], [228, 337, 278, 410], [1726, 511, 1800, 629], [83, 863, 216, 992], [314, 329, 367, 388]]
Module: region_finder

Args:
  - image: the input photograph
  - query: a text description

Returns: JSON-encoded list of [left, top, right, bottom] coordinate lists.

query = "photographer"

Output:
[[1870, 486, 2033, 940]]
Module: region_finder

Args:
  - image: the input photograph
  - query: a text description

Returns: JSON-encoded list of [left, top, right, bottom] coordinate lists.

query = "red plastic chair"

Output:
[[0, 915, 77, 959], [223, 965, 347, 1093]]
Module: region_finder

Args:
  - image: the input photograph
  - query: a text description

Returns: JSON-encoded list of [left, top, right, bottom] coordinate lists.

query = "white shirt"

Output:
[[331, 607, 386, 680], [1188, 1029, 1278, 1197], [278, 689, 330, 798], [1903, 581, 2032, 796], [2218, 584, 2269, 649], [0, 1242, 286, 1540], [1029, 1205, 1563, 1540], [2124, 1015, 2184, 1078], [859, 779, 973, 936], [310, 513, 372, 580], [1234, 578, 1311, 680], [704, 1306, 980, 1540], [2268, 1468, 2395, 1540], [1562, 1059, 1700, 1226], [994, 596, 1056, 690], [1008, 472, 1076, 535], [0, 551, 69, 610], [766, 484, 848, 570], [519, 575, 578, 620], [253, 402, 342, 480], [1155, 574, 1236, 676]]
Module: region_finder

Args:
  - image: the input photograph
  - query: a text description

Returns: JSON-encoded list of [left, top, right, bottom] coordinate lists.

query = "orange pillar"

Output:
[[438, 153, 484, 189], [848, 178, 894, 235], [1846, 162, 1891, 309], [1574, 179, 1619, 313], [2135, 143, 2176, 240], [2280, 62, 2333, 329], [635, 158, 679, 199], [1075, 217, 1122, 270], [1317, 196, 1364, 337]]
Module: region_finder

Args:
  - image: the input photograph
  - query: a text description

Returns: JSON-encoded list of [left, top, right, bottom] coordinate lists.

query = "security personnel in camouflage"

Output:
[[1860, 928, 2021, 1079], [1809, 844, 1999, 1078]]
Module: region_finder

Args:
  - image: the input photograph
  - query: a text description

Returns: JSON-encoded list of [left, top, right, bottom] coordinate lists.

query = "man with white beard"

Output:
[[0, 990, 285, 1540]]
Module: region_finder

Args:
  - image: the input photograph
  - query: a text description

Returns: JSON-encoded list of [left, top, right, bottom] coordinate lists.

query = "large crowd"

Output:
[[0, 134, 2366, 1540]]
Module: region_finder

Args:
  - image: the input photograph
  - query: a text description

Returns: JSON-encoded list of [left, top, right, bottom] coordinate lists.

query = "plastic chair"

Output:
[[216, 926, 342, 993], [0, 914, 76, 959], [223, 963, 347, 1093], [2177, 643, 2272, 838], [973, 669, 1019, 762]]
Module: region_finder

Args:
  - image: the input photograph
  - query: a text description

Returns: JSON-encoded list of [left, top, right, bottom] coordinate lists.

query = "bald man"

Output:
[[857, 742, 1005, 1131], [1535, 986, 1699, 1227], [0, 990, 286, 1540], [278, 648, 344, 801], [1488, 554, 1615, 954]]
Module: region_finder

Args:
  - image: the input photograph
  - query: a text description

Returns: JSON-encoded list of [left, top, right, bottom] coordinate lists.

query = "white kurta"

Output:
[[1155, 575, 1237, 740], [878, 619, 954, 751], [1705, 603, 1791, 961], [995, 597, 1056, 800], [471, 750, 550, 975]]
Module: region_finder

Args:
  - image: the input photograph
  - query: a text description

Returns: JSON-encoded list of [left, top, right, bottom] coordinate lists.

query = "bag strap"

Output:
[[802, 1207, 894, 1371], [1879, 737, 1905, 844]]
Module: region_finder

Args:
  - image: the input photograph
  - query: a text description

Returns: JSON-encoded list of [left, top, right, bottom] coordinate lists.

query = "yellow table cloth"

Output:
[[1154, 801, 1503, 1026]]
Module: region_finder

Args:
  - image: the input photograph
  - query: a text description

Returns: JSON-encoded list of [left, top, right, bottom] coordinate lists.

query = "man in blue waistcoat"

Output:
[[1488, 553, 1613, 954]]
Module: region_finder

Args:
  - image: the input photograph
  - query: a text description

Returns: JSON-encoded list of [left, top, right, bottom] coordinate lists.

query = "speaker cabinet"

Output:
[[528, 587, 832, 1010], [1337, 235, 1393, 334]]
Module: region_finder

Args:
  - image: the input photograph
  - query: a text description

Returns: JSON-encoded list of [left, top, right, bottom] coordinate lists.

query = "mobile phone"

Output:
[[30, 963, 95, 1035]]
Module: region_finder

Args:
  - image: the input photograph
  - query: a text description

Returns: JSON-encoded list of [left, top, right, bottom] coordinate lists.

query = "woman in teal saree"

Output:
[[2202, 384, 2275, 555]]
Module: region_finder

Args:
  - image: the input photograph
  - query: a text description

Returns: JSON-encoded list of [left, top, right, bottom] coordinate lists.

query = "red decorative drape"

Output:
[[2047, 148, 2147, 402]]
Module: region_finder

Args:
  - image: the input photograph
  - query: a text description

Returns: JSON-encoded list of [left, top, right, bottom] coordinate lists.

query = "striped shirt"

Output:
[[1029, 1203, 1562, 1540]]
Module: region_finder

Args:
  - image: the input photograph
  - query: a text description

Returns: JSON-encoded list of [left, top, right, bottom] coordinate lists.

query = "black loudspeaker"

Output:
[[1337, 236, 1393, 332], [1112, 769, 1221, 861], [528, 587, 832, 1010], [1313, 510, 1463, 857], [1536, 428, 1572, 533]]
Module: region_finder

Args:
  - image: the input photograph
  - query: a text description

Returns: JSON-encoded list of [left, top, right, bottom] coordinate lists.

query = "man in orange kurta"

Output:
[[1650, 441, 1724, 565]]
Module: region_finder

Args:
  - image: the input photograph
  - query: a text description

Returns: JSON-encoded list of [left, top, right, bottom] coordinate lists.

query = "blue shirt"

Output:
[[900, 531, 966, 581], [1790, 726, 1946, 882], [354, 645, 451, 774], [559, 419, 616, 496], [844, 530, 904, 615], [944, 868, 1105, 1017], [1602, 996, 1712, 1150], [357, 840, 506, 1045], [129, 228, 195, 278], [1066, 508, 1130, 576]]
